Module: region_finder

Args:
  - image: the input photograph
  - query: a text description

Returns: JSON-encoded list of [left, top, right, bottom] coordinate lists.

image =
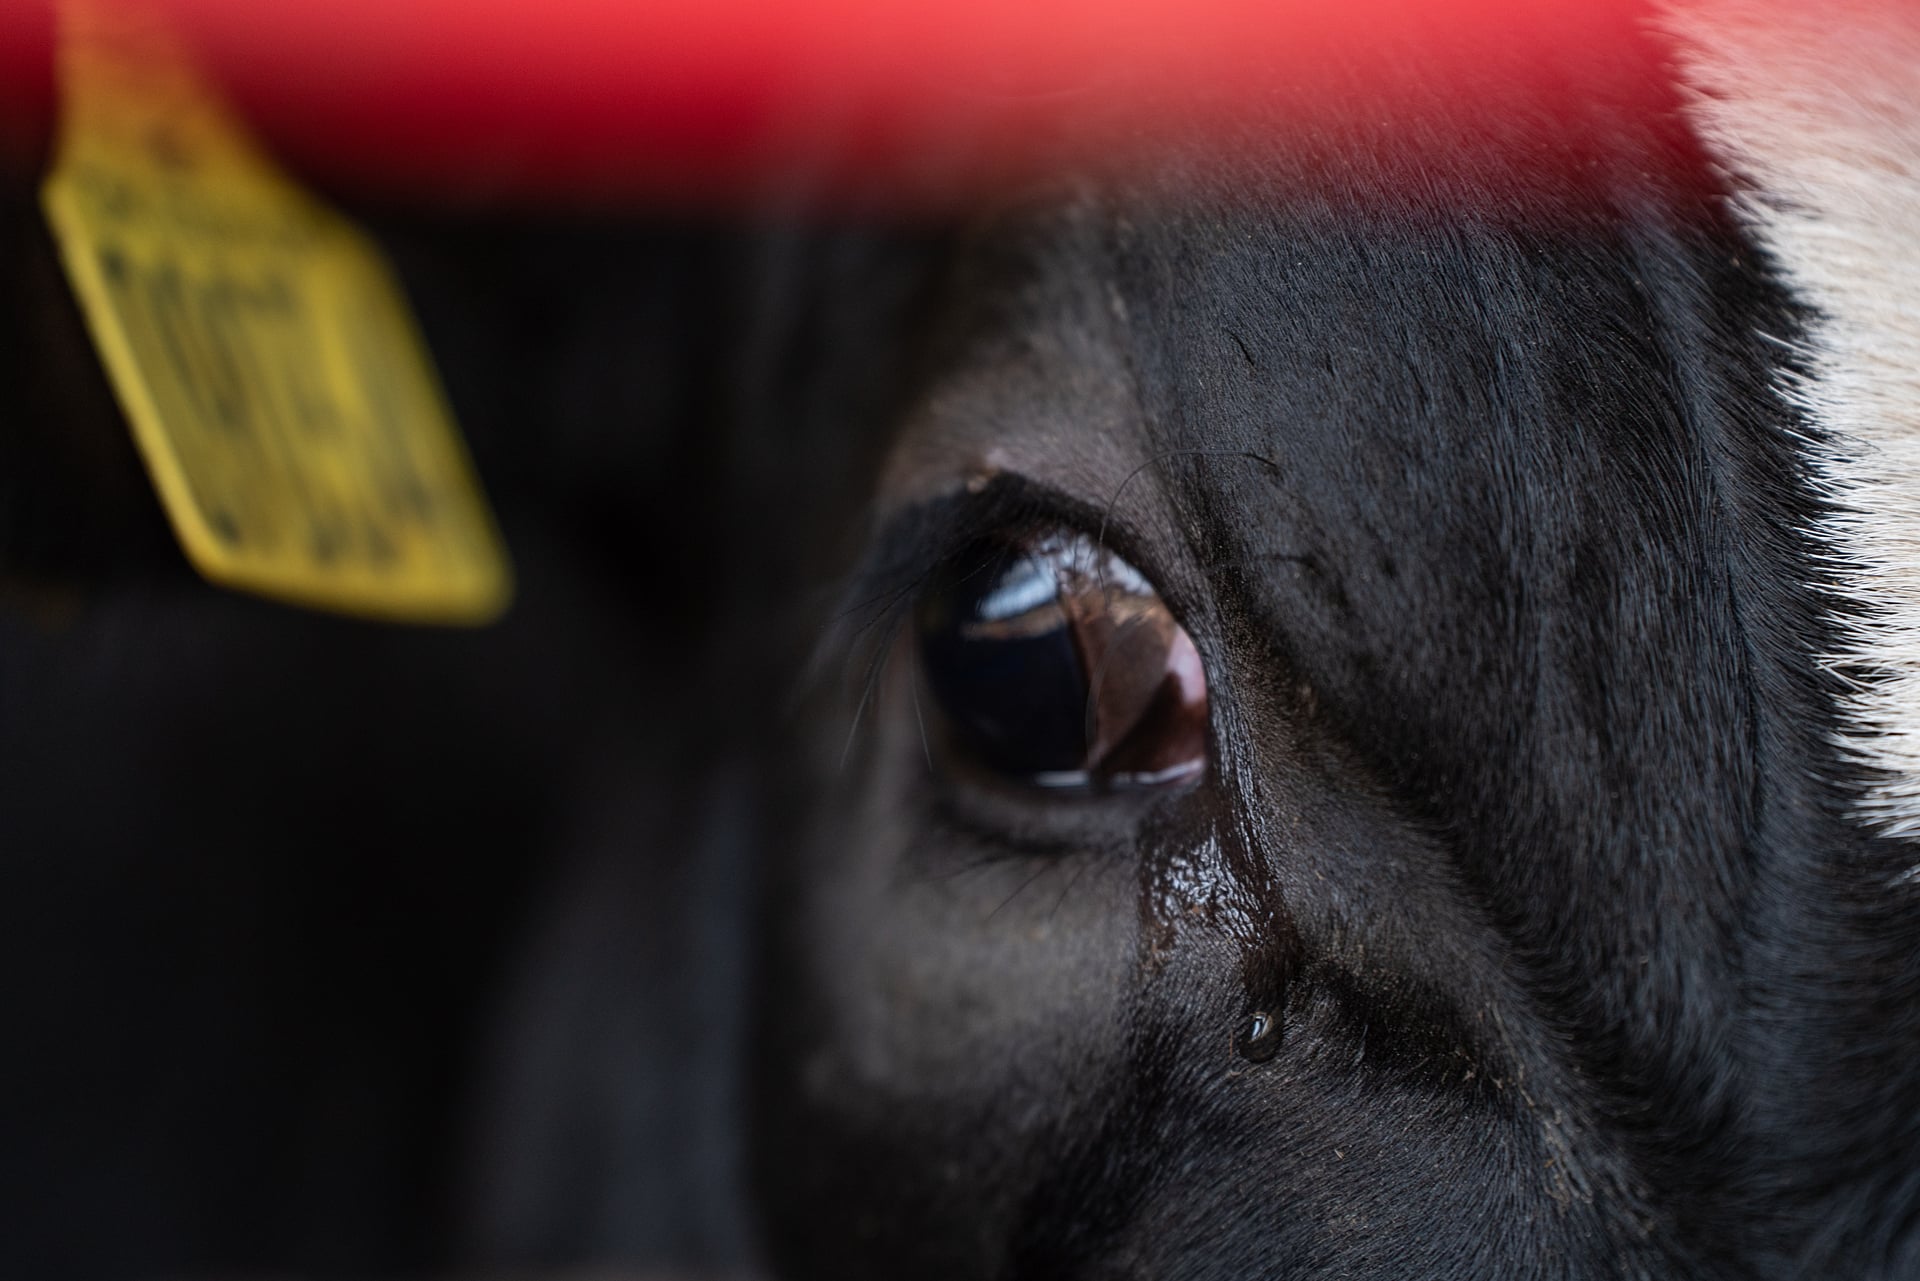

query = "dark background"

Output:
[[0, 167, 945, 1279]]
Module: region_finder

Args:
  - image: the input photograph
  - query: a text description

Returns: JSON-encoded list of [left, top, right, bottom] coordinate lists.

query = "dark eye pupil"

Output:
[[916, 532, 1207, 788]]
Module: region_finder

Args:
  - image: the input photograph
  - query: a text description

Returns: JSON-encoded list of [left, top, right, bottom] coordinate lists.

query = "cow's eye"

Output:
[[915, 531, 1207, 789]]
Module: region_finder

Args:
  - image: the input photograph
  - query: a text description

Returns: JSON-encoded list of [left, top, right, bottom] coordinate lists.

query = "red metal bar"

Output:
[[1, 0, 1646, 208]]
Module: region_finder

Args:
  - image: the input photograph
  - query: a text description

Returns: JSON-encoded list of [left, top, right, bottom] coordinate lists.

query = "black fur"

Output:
[[750, 19, 1920, 1281]]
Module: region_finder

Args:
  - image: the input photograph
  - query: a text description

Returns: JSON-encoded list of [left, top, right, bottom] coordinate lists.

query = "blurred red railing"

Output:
[[2, 0, 1650, 208]]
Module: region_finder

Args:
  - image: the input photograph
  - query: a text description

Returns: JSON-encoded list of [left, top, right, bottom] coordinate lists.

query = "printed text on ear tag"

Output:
[[39, 0, 513, 624]]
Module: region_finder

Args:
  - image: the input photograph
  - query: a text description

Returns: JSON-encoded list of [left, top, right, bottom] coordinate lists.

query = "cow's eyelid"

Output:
[[850, 474, 1164, 628]]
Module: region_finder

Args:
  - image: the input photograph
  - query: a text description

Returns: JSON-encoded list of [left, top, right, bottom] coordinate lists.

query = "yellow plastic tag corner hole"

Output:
[[38, 0, 514, 627]]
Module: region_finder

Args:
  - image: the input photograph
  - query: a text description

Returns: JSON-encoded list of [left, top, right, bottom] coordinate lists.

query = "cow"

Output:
[[3, 2, 1920, 1279], [743, 4, 1920, 1279]]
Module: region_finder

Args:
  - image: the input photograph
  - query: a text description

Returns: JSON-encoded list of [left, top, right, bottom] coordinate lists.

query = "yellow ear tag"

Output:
[[40, 0, 513, 624]]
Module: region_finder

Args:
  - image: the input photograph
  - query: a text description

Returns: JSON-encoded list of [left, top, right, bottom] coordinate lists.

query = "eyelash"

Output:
[[833, 477, 1155, 650], [823, 486, 1078, 689]]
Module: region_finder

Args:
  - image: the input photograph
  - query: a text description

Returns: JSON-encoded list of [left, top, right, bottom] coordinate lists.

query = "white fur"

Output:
[[1664, 0, 1920, 836]]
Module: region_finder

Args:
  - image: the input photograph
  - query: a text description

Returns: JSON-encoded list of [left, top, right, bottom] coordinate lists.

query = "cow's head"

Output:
[[746, 4, 1920, 1277]]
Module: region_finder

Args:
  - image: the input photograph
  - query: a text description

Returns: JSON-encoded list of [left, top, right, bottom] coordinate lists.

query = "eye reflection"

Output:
[[916, 532, 1208, 789]]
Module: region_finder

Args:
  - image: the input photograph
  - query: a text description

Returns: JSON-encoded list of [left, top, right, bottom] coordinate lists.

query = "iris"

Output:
[[916, 532, 1208, 790]]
